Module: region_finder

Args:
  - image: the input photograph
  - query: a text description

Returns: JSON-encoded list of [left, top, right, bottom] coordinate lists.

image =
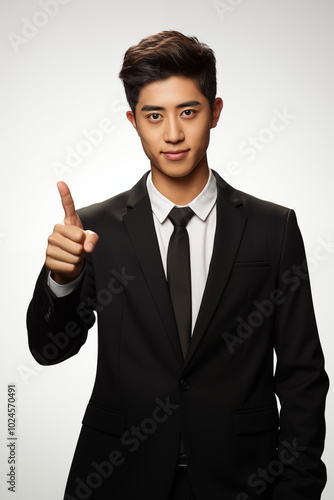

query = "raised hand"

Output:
[[45, 182, 99, 284]]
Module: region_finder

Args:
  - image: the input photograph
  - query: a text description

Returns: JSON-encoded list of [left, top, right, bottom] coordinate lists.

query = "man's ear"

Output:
[[126, 110, 139, 134], [210, 98, 223, 129]]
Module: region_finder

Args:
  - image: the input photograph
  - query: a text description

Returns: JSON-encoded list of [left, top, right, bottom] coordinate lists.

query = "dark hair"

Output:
[[119, 31, 217, 113]]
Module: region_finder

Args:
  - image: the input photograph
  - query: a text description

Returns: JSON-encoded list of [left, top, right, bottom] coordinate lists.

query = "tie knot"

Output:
[[168, 207, 194, 227]]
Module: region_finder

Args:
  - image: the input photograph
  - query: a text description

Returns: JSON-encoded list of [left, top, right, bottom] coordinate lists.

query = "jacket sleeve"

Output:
[[26, 255, 96, 366], [272, 209, 329, 499]]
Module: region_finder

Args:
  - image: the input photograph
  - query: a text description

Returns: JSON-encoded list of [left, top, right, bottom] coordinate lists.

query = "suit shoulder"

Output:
[[231, 188, 301, 256], [236, 189, 292, 219], [222, 185, 298, 240], [214, 170, 293, 223], [234, 189, 301, 242], [76, 189, 129, 229], [75, 172, 149, 229]]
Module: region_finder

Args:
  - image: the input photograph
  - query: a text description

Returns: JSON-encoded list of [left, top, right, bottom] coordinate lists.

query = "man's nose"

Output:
[[163, 117, 184, 143]]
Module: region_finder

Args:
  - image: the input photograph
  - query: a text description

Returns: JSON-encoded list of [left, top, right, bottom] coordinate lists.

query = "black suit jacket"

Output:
[[27, 171, 329, 499]]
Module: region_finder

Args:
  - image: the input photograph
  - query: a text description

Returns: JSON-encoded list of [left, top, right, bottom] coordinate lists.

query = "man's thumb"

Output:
[[57, 181, 82, 228]]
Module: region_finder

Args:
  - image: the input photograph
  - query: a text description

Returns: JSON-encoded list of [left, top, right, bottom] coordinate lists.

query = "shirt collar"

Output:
[[146, 169, 217, 223]]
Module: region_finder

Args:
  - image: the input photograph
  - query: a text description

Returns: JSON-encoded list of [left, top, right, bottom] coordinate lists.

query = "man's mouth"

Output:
[[162, 149, 190, 160]]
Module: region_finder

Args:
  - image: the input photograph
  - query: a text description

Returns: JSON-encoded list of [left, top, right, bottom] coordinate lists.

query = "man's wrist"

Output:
[[47, 267, 85, 298]]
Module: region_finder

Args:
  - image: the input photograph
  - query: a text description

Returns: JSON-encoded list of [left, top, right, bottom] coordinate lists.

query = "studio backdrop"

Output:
[[1, 1, 333, 499]]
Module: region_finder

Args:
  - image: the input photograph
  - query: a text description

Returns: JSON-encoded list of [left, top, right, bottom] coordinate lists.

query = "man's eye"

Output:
[[148, 113, 162, 121], [181, 109, 196, 117]]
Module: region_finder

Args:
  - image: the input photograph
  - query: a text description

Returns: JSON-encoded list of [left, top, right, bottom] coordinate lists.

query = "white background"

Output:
[[1, 0, 333, 498]]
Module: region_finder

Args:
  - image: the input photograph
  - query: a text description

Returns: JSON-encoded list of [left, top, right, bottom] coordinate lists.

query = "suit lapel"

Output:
[[122, 171, 247, 368], [122, 173, 184, 365], [184, 172, 248, 366]]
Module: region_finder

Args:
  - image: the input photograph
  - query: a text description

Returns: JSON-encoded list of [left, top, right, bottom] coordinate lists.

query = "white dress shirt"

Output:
[[48, 170, 217, 333]]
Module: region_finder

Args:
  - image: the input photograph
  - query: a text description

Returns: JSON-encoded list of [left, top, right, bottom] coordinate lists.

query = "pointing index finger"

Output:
[[57, 181, 80, 226]]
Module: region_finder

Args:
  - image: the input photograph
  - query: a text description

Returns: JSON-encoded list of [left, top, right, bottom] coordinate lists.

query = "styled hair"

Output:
[[119, 31, 217, 113]]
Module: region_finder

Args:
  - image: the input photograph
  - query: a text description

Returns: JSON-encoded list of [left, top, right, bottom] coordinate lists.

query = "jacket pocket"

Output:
[[234, 406, 279, 435], [82, 402, 126, 437], [233, 260, 270, 268]]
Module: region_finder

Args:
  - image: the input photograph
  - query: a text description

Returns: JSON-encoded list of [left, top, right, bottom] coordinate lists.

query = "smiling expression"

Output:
[[127, 76, 223, 184]]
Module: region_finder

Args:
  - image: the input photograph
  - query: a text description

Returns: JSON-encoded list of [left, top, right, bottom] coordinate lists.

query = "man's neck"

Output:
[[151, 163, 210, 205]]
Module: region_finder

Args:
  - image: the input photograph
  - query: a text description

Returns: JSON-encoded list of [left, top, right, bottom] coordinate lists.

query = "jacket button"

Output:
[[180, 379, 190, 391]]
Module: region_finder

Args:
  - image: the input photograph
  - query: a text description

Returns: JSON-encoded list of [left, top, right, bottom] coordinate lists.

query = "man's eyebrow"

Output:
[[141, 105, 164, 112], [176, 100, 201, 108], [140, 100, 202, 112]]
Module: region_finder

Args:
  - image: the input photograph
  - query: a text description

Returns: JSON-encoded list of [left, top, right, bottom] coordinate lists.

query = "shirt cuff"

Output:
[[47, 269, 84, 298]]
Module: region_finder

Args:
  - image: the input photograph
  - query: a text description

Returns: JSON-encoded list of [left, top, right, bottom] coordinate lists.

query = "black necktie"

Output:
[[167, 207, 195, 358]]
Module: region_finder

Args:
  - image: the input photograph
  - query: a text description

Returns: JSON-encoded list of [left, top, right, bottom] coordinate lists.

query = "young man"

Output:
[[27, 31, 328, 500]]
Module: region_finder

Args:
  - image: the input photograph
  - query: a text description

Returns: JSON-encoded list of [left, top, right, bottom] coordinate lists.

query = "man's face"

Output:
[[127, 76, 223, 182]]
